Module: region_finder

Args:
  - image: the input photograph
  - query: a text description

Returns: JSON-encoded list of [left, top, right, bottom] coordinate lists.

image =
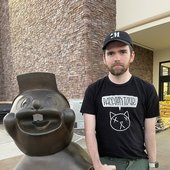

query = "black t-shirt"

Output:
[[80, 76, 160, 159]]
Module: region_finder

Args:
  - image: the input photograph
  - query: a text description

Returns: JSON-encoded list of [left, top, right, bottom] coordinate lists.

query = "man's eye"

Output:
[[120, 50, 127, 54], [107, 52, 114, 56]]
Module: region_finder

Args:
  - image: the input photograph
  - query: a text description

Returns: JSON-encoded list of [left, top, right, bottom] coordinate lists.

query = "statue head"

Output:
[[3, 72, 75, 156]]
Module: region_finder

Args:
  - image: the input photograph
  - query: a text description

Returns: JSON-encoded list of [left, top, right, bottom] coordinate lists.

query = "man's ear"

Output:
[[130, 51, 135, 63]]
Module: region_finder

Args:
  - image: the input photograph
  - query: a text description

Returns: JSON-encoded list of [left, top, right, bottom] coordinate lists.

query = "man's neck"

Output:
[[108, 71, 132, 85]]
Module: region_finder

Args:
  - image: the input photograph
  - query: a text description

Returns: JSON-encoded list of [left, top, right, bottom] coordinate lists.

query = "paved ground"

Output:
[[156, 129, 170, 169], [0, 122, 170, 170]]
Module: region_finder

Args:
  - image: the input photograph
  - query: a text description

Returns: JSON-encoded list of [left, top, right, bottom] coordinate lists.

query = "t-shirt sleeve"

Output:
[[145, 85, 160, 118], [80, 85, 96, 115]]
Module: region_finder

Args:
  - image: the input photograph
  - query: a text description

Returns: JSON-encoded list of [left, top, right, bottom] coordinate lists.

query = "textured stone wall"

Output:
[[0, 2, 3, 98], [0, 0, 13, 100], [0, 0, 116, 101], [0, 40, 3, 98], [0, 50, 3, 98], [131, 45, 153, 83], [81, 0, 116, 83]]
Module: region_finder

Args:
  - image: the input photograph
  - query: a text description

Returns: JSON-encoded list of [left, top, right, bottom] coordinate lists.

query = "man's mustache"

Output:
[[112, 62, 124, 67]]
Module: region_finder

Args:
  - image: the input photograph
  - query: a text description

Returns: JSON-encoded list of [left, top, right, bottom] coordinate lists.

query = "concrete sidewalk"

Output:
[[0, 122, 170, 170], [156, 129, 170, 169]]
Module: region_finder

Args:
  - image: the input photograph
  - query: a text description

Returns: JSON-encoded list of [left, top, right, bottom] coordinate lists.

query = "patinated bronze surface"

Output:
[[3, 72, 93, 170]]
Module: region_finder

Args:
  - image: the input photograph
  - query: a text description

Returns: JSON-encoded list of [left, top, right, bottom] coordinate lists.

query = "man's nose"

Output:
[[114, 53, 121, 60]]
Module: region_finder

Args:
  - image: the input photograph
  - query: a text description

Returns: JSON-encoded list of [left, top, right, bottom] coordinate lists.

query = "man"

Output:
[[80, 31, 159, 170]]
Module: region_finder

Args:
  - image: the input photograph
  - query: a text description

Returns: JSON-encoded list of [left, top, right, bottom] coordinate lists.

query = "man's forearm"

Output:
[[84, 114, 102, 169], [145, 118, 157, 162], [85, 130, 102, 169], [145, 130, 156, 162]]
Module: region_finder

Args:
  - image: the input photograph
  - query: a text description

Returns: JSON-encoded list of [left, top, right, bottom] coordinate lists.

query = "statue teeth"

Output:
[[33, 114, 43, 121]]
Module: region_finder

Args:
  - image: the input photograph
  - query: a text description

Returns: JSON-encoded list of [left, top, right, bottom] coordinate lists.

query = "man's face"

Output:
[[103, 41, 135, 76]]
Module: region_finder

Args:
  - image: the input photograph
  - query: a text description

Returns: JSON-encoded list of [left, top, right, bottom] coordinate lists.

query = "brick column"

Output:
[[1, 0, 116, 100], [0, 0, 13, 100]]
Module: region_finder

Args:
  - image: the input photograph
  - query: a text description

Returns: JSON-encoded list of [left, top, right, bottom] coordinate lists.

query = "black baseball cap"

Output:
[[102, 31, 133, 50]]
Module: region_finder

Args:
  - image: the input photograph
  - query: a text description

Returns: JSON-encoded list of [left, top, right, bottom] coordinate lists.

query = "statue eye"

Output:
[[19, 97, 32, 109], [45, 96, 57, 106], [21, 99, 29, 107]]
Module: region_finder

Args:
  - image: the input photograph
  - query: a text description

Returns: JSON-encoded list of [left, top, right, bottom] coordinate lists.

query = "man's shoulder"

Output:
[[86, 76, 108, 95], [88, 76, 107, 89], [133, 76, 154, 88]]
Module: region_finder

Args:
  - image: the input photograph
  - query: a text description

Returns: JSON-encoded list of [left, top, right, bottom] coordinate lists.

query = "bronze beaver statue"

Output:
[[3, 72, 93, 170]]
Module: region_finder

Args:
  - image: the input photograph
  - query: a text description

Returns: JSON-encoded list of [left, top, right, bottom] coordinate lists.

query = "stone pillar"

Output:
[[0, 0, 13, 100], [1, 0, 116, 100]]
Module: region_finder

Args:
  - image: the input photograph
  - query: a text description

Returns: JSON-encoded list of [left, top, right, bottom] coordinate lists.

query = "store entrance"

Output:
[[158, 61, 170, 131], [159, 61, 170, 101]]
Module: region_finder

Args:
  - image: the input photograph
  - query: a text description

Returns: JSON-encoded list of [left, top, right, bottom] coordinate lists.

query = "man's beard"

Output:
[[107, 63, 129, 76]]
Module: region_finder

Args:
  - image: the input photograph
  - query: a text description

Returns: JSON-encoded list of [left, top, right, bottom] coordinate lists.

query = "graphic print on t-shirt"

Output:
[[110, 111, 130, 131], [102, 95, 138, 131]]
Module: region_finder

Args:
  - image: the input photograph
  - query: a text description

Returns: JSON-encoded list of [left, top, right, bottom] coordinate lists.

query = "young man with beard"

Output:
[[80, 31, 159, 170]]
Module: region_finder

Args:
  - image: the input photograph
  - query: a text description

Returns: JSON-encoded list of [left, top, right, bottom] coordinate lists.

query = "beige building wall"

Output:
[[116, 0, 170, 30], [153, 49, 170, 93]]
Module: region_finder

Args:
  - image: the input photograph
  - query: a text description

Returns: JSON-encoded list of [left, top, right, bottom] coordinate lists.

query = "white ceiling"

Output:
[[129, 22, 170, 51]]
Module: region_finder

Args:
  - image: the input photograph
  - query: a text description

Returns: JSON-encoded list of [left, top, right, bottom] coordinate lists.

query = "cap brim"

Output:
[[102, 39, 131, 50]]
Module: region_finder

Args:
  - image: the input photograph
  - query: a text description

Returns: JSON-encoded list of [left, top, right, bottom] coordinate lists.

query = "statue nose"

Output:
[[32, 99, 41, 110]]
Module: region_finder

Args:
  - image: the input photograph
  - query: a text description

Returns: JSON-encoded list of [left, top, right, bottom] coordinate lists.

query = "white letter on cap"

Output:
[[114, 32, 120, 38]]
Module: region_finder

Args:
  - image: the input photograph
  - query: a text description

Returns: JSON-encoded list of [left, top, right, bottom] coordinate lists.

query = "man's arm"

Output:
[[84, 113, 116, 170], [145, 117, 157, 170]]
